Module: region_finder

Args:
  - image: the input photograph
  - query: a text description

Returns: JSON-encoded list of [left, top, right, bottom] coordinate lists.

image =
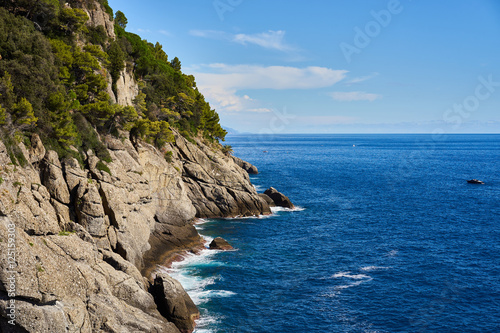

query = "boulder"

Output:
[[151, 274, 200, 333], [232, 156, 259, 174], [258, 193, 275, 207], [264, 187, 294, 209], [209, 237, 233, 250]]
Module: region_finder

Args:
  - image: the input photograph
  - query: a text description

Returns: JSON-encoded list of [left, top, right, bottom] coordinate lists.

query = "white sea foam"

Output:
[[253, 184, 265, 192], [335, 280, 368, 290], [194, 310, 223, 333], [332, 271, 371, 280], [270, 206, 306, 213], [360, 266, 392, 272], [158, 246, 231, 305], [325, 270, 374, 292], [386, 249, 399, 257], [221, 213, 273, 220]]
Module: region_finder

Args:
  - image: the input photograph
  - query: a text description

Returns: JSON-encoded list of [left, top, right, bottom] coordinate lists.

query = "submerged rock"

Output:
[[263, 187, 295, 209], [151, 274, 200, 333], [209, 237, 233, 250]]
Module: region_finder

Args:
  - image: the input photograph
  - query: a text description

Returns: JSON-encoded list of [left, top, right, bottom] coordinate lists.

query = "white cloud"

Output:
[[247, 108, 272, 113], [345, 72, 379, 85], [190, 30, 294, 52], [158, 30, 171, 36], [194, 64, 347, 90], [233, 30, 292, 51], [329, 91, 381, 102], [189, 64, 348, 113], [189, 29, 226, 38]]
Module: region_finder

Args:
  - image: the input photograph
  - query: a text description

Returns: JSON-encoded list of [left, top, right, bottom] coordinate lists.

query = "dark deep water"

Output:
[[163, 134, 500, 333]]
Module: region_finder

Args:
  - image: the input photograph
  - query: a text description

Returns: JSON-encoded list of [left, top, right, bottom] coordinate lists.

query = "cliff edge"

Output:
[[0, 130, 272, 332]]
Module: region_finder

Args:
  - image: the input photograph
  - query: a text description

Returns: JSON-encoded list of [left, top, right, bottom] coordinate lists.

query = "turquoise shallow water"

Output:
[[165, 134, 500, 333]]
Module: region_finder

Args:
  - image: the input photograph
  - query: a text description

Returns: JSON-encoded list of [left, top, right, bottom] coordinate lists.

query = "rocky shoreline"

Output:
[[0, 129, 292, 332]]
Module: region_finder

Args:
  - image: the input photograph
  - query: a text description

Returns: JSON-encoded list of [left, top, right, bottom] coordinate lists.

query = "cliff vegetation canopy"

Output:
[[0, 0, 227, 166]]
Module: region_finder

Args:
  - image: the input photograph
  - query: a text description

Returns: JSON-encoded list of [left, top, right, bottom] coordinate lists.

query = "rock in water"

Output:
[[209, 237, 233, 250], [258, 193, 276, 207], [151, 274, 200, 333], [232, 156, 259, 174], [264, 187, 295, 209]]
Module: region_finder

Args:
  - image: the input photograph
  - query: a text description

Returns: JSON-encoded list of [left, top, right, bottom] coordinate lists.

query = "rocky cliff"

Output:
[[0, 1, 280, 331], [0, 122, 276, 332]]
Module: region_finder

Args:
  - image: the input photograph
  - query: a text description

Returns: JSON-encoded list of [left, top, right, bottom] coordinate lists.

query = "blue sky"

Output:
[[108, 0, 500, 133]]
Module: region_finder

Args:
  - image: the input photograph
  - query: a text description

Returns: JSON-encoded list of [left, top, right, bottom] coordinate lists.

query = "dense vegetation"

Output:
[[0, 0, 226, 166]]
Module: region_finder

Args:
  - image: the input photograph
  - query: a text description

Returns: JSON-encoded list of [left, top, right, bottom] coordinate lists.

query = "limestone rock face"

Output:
[[0, 216, 180, 333], [0, 142, 61, 235], [152, 274, 200, 333], [232, 155, 259, 174], [28, 134, 45, 164], [209, 237, 233, 250], [115, 68, 139, 106], [41, 151, 71, 204], [174, 132, 271, 218], [264, 187, 295, 209], [75, 178, 109, 238], [83, 1, 116, 40]]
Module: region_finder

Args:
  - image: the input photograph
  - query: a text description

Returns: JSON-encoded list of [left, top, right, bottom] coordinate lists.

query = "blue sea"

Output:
[[163, 134, 500, 333]]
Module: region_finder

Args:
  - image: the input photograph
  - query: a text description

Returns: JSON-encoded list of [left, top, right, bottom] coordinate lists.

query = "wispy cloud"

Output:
[[190, 29, 226, 38], [329, 91, 382, 102], [345, 72, 379, 85], [136, 28, 151, 33], [247, 108, 272, 113], [190, 29, 295, 52], [189, 64, 348, 113], [158, 30, 171, 36], [195, 64, 347, 90], [233, 30, 292, 51]]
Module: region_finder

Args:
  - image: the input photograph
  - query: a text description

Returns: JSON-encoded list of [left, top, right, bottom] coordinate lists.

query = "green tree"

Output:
[[153, 42, 168, 63], [107, 41, 125, 95], [170, 57, 181, 71], [12, 97, 37, 127], [115, 10, 127, 29], [47, 91, 78, 145], [0, 105, 6, 125], [58, 7, 89, 35]]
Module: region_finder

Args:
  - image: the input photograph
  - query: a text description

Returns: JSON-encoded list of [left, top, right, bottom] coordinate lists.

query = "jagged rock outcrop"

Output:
[[174, 132, 271, 218], [151, 274, 200, 333], [264, 187, 295, 209], [209, 237, 233, 250], [0, 215, 180, 333], [232, 156, 259, 174]]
